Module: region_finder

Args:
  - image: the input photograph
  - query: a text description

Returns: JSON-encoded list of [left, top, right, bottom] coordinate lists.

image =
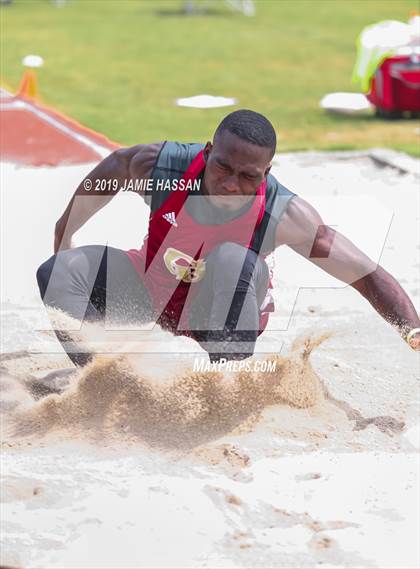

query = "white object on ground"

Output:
[[320, 92, 373, 114], [352, 20, 414, 91], [22, 54, 44, 68], [175, 94, 237, 108]]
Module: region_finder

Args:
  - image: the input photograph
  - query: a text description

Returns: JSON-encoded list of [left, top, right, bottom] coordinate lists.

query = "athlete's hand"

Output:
[[407, 331, 420, 352]]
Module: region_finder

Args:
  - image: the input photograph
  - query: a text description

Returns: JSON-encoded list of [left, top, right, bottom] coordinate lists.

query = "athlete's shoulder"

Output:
[[124, 142, 165, 180], [252, 172, 297, 255], [266, 172, 296, 198], [151, 141, 205, 178], [146, 142, 203, 213], [264, 172, 297, 216]]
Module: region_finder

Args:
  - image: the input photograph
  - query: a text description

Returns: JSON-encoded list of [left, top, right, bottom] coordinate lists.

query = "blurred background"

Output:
[[1, 0, 418, 155]]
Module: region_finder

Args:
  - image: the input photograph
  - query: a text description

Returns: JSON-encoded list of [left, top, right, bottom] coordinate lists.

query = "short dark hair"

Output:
[[214, 109, 277, 156]]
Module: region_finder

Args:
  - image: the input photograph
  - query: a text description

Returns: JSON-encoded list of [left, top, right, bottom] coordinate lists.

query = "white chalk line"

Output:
[[1, 93, 111, 160]]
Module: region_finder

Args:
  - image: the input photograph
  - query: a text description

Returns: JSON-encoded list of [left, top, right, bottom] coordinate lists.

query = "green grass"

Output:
[[1, 0, 419, 155]]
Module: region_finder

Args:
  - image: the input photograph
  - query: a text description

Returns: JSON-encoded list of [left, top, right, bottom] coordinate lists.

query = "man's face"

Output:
[[202, 130, 273, 211]]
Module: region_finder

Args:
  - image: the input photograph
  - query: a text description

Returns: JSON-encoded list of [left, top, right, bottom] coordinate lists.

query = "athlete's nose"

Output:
[[223, 175, 240, 193]]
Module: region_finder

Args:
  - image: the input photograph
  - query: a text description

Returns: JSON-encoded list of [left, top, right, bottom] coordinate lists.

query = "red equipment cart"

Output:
[[367, 53, 420, 118]]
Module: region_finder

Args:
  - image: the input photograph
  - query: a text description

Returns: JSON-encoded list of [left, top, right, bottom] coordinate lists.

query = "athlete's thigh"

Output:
[[104, 246, 155, 324], [188, 243, 268, 329]]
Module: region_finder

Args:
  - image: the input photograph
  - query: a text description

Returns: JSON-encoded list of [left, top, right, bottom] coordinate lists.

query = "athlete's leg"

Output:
[[36, 245, 154, 366], [189, 242, 269, 361]]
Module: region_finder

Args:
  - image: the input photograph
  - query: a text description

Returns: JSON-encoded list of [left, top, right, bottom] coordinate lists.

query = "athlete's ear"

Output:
[[264, 164, 272, 177], [203, 142, 212, 162]]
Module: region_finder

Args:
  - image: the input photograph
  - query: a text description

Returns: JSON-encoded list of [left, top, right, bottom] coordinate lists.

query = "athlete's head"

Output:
[[202, 109, 276, 210]]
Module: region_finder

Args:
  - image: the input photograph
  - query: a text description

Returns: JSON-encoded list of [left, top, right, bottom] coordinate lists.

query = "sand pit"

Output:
[[1, 310, 328, 447], [1, 150, 419, 568]]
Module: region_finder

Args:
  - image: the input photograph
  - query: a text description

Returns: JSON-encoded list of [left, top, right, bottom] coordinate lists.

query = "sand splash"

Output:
[[1, 310, 331, 449]]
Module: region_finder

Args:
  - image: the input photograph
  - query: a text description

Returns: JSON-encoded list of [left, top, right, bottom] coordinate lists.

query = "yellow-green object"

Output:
[[352, 20, 410, 93], [352, 40, 393, 93]]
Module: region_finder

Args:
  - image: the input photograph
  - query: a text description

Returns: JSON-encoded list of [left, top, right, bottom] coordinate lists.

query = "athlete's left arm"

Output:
[[275, 196, 420, 350]]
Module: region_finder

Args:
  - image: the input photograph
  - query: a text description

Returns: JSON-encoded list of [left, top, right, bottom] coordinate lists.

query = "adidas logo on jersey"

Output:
[[162, 211, 178, 227]]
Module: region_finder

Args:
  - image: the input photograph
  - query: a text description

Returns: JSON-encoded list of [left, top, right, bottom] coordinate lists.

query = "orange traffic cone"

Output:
[[17, 55, 44, 100], [17, 69, 38, 99]]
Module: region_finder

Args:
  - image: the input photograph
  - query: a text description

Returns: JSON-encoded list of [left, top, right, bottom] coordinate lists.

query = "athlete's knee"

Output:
[[209, 241, 250, 260], [208, 242, 259, 290], [36, 256, 56, 299], [208, 242, 258, 271]]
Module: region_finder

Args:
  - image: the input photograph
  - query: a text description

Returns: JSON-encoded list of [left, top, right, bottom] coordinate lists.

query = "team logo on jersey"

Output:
[[163, 247, 206, 283], [162, 211, 178, 227]]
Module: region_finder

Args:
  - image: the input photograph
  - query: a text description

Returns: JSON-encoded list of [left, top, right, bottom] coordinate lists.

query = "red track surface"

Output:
[[0, 90, 119, 166]]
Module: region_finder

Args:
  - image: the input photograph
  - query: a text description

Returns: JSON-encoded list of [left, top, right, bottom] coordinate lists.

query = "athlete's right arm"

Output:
[[54, 142, 164, 253]]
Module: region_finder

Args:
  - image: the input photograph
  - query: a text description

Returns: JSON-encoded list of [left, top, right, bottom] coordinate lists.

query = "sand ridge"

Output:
[[1, 307, 407, 452], [1, 322, 329, 449]]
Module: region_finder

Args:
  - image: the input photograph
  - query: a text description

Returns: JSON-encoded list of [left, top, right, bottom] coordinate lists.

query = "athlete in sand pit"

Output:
[[36, 110, 420, 366]]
